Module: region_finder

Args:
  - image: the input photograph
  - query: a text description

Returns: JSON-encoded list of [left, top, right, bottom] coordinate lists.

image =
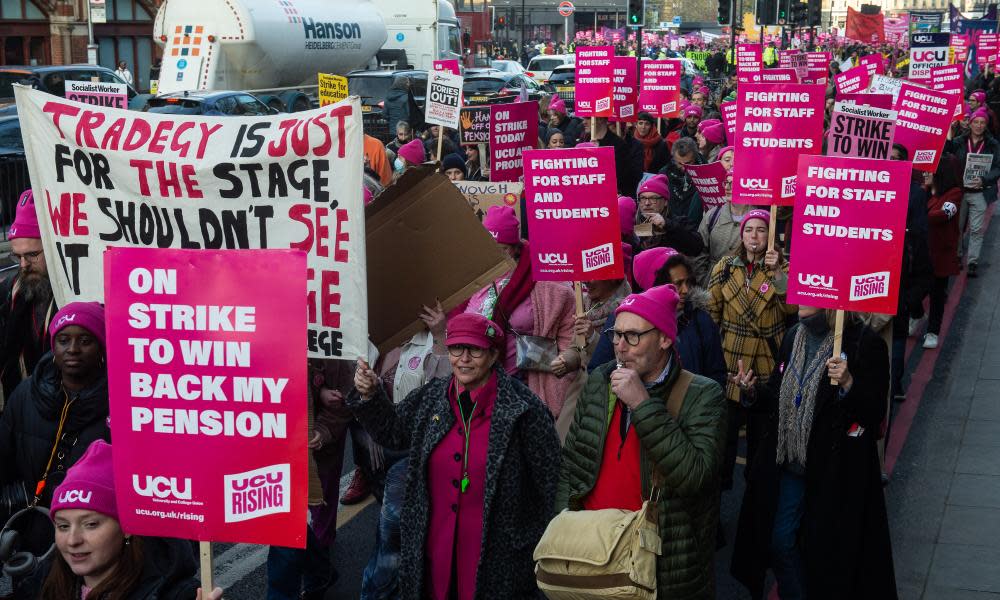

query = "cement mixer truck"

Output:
[[152, 0, 462, 111]]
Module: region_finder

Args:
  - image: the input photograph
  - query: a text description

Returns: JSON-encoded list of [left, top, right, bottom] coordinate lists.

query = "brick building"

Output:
[[0, 0, 161, 90]]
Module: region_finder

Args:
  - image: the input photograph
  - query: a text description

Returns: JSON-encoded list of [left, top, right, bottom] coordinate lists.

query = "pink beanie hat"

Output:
[[615, 284, 681, 341], [632, 247, 678, 291], [550, 95, 567, 114], [718, 145, 735, 159], [681, 100, 691, 111], [693, 77, 704, 87], [49, 301, 106, 348], [698, 86, 711, 97], [684, 105, 703, 119], [9, 189, 40, 240], [971, 108, 990, 123], [698, 119, 721, 133], [637, 174, 671, 200], [740, 208, 771, 237], [363, 187, 374, 206], [618, 196, 637, 236], [483, 205, 520, 244], [702, 123, 726, 145], [50, 440, 117, 521], [971, 90, 986, 104], [398, 139, 426, 165]]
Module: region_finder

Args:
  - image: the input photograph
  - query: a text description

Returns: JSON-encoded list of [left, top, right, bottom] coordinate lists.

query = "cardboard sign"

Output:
[[737, 44, 762, 83], [789, 53, 809, 81], [65, 80, 127, 109], [977, 33, 999, 65], [433, 59, 462, 75], [638, 60, 681, 118], [760, 69, 800, 84], [453, 180, 523, 221], [366, 166, 513, 353], [837, 93, 894, 109], [522, 146, 623, 281], [804, 51, 832, 84], [858, 54, 886, 77], [964, 153, 994, 186], [892, 82, 953, 172], [610, 56, 639, 122], [459, 107, 491, 145], [835, 65, 871, 95], [788, 155, 911, 314], [778, 50, 800, 69], [732, 83, 825, 205], [721, 100, 738, 138], [574, 46, 614, 117], [106, 248, 308, 547], [868, 74, 904, 104], [827, 102, 897, 159], [317, 73, 348, 107], [909, 32, 951, 84], [425, 71, 463, 129], [13, 86, 367, 360], [684, 161, 729, 208], [489, 101, 538, 182]]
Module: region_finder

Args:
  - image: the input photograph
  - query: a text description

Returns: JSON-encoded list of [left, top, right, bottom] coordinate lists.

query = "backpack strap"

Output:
[[706, 204, 724, 235], [650, 369, 694, 499]]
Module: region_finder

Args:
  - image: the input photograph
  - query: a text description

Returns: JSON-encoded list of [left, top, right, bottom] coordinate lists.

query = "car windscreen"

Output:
[[528, 59, 564, 72], [463, 78, 506, 94], [144, 98, 204, 115], [348, 76, 392, 102], [0, 72, 31, 100], [548, 71, 575, 84]]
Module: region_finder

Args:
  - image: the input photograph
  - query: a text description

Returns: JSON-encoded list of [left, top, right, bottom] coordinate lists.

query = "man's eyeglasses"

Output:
[[603, 327, 657, 347], [448, 345, 487, 359], [9, 250, 43, 265]]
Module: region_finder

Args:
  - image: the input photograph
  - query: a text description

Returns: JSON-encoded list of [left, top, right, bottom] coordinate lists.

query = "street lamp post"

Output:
[[521, 0, 526, 47]]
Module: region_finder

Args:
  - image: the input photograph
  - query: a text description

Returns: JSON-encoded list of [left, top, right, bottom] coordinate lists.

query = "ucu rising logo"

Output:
[[740, 178, 768, 190], [538, 253, 568, 265], [133, 475, 193, 500], [58, 489, 92, 503], [54, 314, 77, 328], [798, 273, 834, 289]]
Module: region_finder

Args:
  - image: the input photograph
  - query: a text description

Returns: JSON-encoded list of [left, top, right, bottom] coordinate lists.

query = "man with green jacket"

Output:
[[556, 284, 727, 599]]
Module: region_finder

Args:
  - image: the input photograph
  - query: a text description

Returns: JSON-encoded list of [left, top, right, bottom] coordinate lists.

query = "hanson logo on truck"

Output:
[[303, 19, 362, 39]]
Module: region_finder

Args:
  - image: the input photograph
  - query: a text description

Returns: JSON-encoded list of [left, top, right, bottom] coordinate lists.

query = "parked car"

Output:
[[0, 116, 23, 155], [488, 59, 526, 75], [463, 72, 544, 107], [0, 65, 150, 110], [548, 64, 575, 110], [0, 115, 27, 236], [142, 91, 276, 116], [347, 69, 427, 142], [525, 54, 574, 84]]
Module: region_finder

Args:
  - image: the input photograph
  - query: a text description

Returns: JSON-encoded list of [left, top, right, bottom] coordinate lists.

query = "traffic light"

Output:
[[757, 0, 777, 25], [807, 0, 822, 25], [777, 0, 788, 25], [718, 0, 733, 25], [497, 15, 506, 29], [790, 0, 808, 24], [627, 0, 645, 27]]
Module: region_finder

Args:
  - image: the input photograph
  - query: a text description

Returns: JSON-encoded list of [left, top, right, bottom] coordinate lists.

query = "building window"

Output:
[[108, 0, 151, 22], [0, 0, 45, 19]]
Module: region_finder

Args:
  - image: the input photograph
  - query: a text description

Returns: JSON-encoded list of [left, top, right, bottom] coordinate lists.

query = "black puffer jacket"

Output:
[[0, 271, 56, 402], [17, 536, 200, 600], [0, 352, 109, 514]]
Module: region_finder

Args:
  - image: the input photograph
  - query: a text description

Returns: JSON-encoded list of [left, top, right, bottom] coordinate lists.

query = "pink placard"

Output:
[[64, 81, 128, 109], [106, 247, 308, 547], [522, 146, 623, 281], [836, 65, 871, 95], [978, 33, 999, 65], [611, 55, 639, 123], [638, 60, 681, 118], [778, 50, 800, 68], [575, 46, 614, 117], [433, 59, 462, 75], [490, 101, 539, 182], [789, 53, 809, 81], [930, 64, 966, 120], [721, 100, 737, 138], [788, 155, 911, 314], [684, 161, 729, 208], [858, 54, 886, 77], [732, 83, 825, 205], [892, 82, 953, 172], [827, 101, 896, 159], [760, 69, 800, 84], [837, 93, 894, 109], [951, 34, 970, 64], [804, 51, 832, 84], [737, 44, 762, 83]]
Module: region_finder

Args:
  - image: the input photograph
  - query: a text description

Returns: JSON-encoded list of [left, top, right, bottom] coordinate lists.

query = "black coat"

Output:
[[17, 536, 200, 600], [730, 322, 897, 600], [0, 353, 110, 513], [0, 271, 56, 401], [597, 128, 642, 197], [553, 115, 584, 147], [945, 132, 1000, 202]]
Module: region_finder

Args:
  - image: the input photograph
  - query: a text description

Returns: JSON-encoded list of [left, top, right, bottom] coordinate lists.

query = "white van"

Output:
[[526, 54, 574, 85]]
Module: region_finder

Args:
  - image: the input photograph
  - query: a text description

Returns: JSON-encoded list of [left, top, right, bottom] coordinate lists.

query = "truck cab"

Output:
[[373, 0, 462, 70]]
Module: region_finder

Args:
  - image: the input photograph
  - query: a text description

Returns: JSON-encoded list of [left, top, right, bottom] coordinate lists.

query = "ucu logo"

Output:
[[538, 253, 568, 265], [798, 273, 834, 289], [133, 475, 193, 500], [54, 314, 77, 327], [740, 178, 768, 190], [230, 471, 284, 491], [58, 490, 92, 503]]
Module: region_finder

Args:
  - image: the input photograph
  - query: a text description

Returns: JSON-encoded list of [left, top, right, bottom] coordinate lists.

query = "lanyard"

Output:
[[34, 389, 74, 506], [456, 391, 478, 494], [969, 138, 985, 155], [793, 353, 826, 408]]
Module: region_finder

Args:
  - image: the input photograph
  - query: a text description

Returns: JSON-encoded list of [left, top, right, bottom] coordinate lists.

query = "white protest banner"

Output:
[[964, 153, 994, 186], [868, 74, 903, 104], [827, 102, 897, 159], [425, 70, 463, 129], [65, 80, 128, 109], [14, 85, 367, 360]]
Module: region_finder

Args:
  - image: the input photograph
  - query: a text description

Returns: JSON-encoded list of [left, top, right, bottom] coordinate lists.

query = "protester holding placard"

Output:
[[441, 153, 467, 181], [349, 312, 561, 600], [0, 190, 56, 403], [634, 174, 705, 256], [633, 112, 670, 173], [667, 105, 702, 145], [659, 138, 708, 226], [694, 185, 749, 283], [944, 109, 1000, 277], [548, 96, 584, 147], [17, 440, 223, 600], [707, 210, 796, 490], [590, 117, 643, 195], [386, 122, 413, 158], [730, 308, 896, 599]]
